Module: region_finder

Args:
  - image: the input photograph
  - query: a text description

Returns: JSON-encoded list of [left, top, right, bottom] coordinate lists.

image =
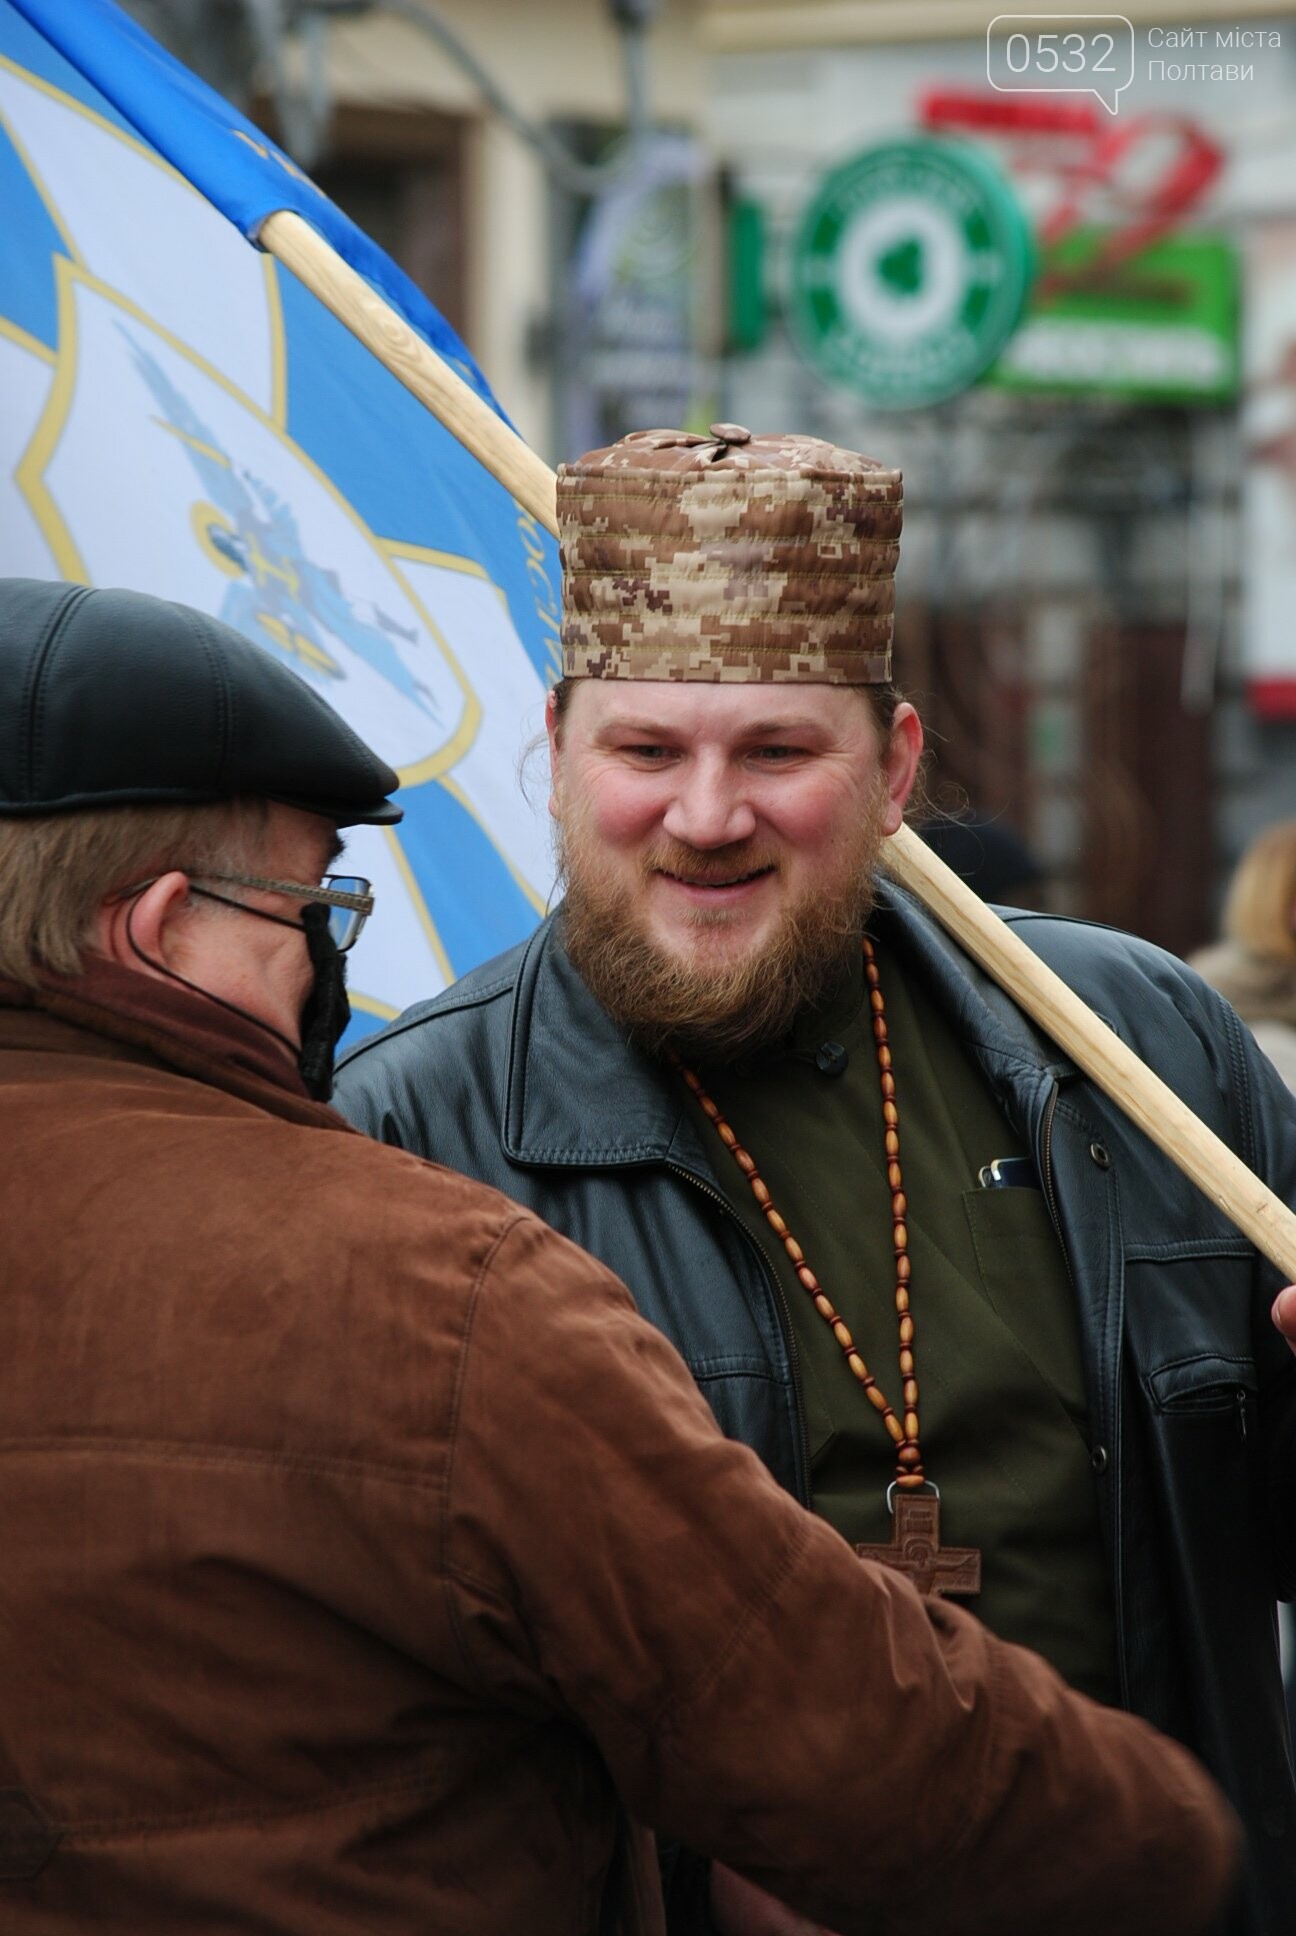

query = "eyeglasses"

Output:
[[192, 873, 374, 953]]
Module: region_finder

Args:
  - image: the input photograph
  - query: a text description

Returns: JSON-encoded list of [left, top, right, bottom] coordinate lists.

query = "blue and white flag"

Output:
[[0, 0, 559, 1039]]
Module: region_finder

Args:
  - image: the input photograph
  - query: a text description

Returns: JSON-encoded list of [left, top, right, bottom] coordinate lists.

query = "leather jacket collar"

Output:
[[499, 882, 1083, 1170]]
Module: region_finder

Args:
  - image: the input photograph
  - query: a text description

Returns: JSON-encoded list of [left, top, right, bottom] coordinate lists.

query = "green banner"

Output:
[[988, 228, 1239, 404]]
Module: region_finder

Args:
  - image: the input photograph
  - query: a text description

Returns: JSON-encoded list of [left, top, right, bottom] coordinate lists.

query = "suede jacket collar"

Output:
[[0, 955, 343, 1132]]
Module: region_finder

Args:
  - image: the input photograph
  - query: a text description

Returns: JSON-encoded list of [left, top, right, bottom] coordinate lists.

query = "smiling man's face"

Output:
[[547, 678, 922, 1057]]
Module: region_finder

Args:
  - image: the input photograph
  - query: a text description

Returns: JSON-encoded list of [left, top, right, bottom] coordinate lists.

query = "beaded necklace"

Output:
[[676, 936, 982, 1599]]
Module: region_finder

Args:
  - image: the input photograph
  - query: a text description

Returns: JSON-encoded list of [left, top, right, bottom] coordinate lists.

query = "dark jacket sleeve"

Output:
[[1153, 957, 1296, 1595], [441, 1212, 1239, 1936], [1231, 1011, 1296, 1599]]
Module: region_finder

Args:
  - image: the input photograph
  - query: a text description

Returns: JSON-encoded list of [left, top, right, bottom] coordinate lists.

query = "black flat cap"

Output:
[[0, 579, 402, 826]]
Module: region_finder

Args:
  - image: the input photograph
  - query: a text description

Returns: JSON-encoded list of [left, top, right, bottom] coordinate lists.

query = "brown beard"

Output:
[[556, 797, 889, 1063]]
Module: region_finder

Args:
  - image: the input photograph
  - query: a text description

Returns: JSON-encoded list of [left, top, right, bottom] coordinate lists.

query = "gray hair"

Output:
[[0, 797, 271, 987]]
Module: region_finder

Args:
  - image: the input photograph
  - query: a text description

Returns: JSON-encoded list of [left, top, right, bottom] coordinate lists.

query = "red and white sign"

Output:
[[1243, 221, 1296, 721]]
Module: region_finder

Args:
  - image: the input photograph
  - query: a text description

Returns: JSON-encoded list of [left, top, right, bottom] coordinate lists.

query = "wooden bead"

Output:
[[677, 940, 934, 1495]]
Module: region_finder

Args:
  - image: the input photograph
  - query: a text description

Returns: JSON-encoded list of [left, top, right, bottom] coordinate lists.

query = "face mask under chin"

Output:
[[295, 902, 351, 1102], [124, 894, 351, 1102]]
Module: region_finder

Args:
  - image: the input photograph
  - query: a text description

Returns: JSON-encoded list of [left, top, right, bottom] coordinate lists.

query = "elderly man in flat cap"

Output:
[[0, 576, 1245, 1935], [338, 427, 1296, 1936]]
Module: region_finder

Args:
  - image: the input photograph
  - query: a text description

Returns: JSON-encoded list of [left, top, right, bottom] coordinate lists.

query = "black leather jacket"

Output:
[[337, 886, 1296, 1934]]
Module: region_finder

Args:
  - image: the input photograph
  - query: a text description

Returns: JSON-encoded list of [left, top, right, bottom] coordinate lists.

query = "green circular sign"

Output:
[[789, 139, 1035, 409]]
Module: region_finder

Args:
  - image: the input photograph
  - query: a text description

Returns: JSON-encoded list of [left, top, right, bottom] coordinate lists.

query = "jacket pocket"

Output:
[[1146, 1353, 1257, 1421], [1143, 1357, 1265, 1565], [1143, 1356, 1270, 1596]]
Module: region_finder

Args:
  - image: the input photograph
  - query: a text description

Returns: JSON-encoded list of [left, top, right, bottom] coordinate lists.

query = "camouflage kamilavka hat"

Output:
[[557, 425, 902, 685]]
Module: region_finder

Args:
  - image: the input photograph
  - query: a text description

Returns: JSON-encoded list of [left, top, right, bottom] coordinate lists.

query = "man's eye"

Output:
[[752, 745, 800, 762], [623, 744, 672, 761]]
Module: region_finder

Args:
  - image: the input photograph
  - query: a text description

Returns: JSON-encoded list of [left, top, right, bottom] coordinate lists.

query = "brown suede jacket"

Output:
[[0, 964, 1242, 1935]]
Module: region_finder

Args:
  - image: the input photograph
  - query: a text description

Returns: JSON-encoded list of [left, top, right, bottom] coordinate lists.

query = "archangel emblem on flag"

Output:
[[0, 0, 559, 1037]]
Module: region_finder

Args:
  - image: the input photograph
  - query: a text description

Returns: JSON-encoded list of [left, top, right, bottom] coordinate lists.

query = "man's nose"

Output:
[[661, 761, 757, 849]]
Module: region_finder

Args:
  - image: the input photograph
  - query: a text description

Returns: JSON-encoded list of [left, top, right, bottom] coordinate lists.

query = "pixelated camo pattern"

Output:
[[557, 427, 902, 685]]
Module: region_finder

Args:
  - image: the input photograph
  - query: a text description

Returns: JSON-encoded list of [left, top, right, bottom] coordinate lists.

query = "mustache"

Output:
[[643, 841, 779, 887]]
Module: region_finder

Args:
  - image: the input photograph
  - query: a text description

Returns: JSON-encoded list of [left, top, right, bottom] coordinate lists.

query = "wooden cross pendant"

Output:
[[855, 1491, 982, 1600]]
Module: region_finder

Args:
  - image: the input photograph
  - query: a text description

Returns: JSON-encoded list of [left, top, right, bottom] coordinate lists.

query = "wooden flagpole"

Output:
[[259, 208, 1296, 1281], [260, 211, 558, 533], [883, 823, 1296, 1277]]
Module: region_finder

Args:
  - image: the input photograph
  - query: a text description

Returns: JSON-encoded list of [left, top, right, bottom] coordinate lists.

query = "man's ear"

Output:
[[545, 688, 564, 824], [95, 872, 193, 971], [880, 704, 924, 837]]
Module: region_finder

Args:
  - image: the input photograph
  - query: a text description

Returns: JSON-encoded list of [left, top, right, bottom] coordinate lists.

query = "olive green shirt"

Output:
[[684, 922, 1119, 1704]]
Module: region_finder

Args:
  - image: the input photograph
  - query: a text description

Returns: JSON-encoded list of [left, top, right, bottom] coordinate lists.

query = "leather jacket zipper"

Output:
[[1164, 1383, 1250, 1439], [666, 1161, 813, 1507], [1039, 1084, 1084, 1306], [1039, 1077, 1130, 1707], [1040, 1084, 1065, 1259]]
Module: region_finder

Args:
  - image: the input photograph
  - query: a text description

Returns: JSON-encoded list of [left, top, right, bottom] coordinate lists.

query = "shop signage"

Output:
[[788, 138, 1035, 409], [989, 227, 1238, 402]]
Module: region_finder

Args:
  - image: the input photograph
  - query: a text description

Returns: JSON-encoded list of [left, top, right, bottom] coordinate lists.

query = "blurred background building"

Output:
[[123, 0, 1296, 956]]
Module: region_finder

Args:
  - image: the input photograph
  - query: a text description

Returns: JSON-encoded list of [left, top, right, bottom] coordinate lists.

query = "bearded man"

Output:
[[335, 428, 1296, 1936]]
